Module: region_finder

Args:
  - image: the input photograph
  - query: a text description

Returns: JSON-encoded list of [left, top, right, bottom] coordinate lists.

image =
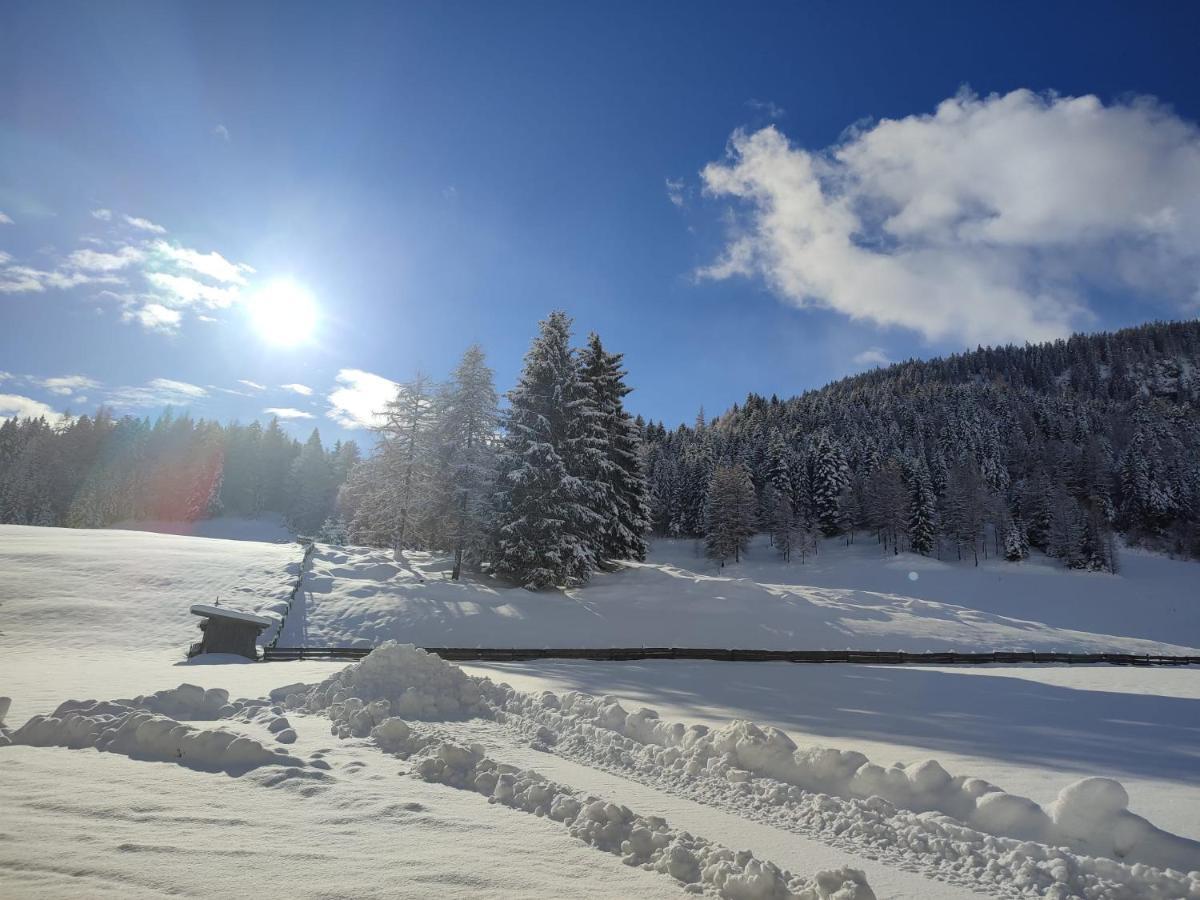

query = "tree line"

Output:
[[645, 320, 1200, 569], [0, 411, 360, 535]]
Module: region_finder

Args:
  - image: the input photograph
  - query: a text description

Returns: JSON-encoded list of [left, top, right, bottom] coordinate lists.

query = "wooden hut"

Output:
[[188, 604, 273, 660]]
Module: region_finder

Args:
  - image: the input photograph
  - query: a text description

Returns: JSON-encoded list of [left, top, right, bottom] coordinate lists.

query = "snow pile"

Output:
[[492, 686, 1200, 894], [287, 642, 486, 729], [114, 684, 234, 719], [9, 697, 303, 773], [412, 738, 874, 900]]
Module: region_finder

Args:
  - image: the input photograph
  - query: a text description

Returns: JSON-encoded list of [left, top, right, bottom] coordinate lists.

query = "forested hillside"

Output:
[[643, 320, 1200, 565], [0, 412, 360, 535]]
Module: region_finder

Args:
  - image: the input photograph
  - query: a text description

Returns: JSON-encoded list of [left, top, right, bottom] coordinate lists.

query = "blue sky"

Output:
[[2, 2, 1198, 441]]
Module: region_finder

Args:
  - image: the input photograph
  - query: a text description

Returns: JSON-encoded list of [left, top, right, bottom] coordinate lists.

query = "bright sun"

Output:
[[247, 279, 318, 346]]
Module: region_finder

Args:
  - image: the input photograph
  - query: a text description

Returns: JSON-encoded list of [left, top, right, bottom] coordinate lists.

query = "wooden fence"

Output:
[[262, 646, 1200, 665]]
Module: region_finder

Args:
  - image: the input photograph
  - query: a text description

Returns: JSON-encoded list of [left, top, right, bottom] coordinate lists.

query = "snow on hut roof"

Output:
[[189, 604, 274, 627]]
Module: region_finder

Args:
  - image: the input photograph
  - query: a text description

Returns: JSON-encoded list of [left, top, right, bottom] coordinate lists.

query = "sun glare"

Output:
[[248, 279, 318, 346]]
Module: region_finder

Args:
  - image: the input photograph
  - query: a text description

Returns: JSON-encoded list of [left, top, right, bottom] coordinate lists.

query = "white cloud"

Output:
[[91, 208, 113, 221], [145, 272, 239, 309], [152, 241, 253, 284], [124, 214, 166, 234], [39, 375, 102, 395], [0, 211, 13, 225], [0, 264, 121, 294], [851, 347, 892, 368], [327, 369, 398, 429], [66, 245, 145, 272], [238, 379, 266, 391], [107, 378, 208, 408], [699, 89, 1200, 345], [213, 123, 230, 142], [264, 407, 314, 420], [281, 383, 313, 396], [0, 394, 63, 423], [123, 302, 182, 333]]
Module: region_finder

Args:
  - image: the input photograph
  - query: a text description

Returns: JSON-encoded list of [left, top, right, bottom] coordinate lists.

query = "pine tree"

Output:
[[810, 433, 849, 536], [1004, 517, 1030, 561], [765, 486, 795, 561], [434, 345, 499, 580], [704, 463, 757, 563], [490, 312, 604, 588], [579, 333, 651, 563]]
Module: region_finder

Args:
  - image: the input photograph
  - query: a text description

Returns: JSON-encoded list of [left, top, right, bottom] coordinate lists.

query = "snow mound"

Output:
[[494, 686, 1200, 880], [10, 699, 302, 774], [289, 642, 486, 728], [413, 737, 875, 900]]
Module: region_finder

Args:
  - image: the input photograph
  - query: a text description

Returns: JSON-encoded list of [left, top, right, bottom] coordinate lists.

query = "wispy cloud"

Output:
[[153, 241, 253, 284], [665, 178, 687, 209], [0, 212, 254, 334], [699, 89, 1200, 345], [0, 394, 63, 423], [66, 245, 145, 272], [281, 383, 313, 396], [238, 379, 266, 391], [746, 98, 786, 119], [123, 214, 166, 234], [212, 123, 230, 142], [264, 407, 314, 420], [0, 264, 121, 294], [0, 211, 13, 225], [107, 378, 208, 409], [851, 347, 893, 369], [327, 369, 398, 429], [145, 272, 239, 309], [123, 302, 182, 333], [39, 375, 102, 395]]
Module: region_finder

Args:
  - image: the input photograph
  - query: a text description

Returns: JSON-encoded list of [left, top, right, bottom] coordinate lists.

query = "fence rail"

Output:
[[261, 646, 1200, 666]]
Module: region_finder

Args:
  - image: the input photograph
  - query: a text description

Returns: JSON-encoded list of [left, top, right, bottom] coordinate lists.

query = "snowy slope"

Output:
[[3, 525, 1199, 898], [0, 525, 300, 649], [282, 536, 1200, 654]]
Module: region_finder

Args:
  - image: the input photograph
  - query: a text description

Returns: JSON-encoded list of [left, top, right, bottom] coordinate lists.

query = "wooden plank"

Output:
[[259, 647, 1200, 666]]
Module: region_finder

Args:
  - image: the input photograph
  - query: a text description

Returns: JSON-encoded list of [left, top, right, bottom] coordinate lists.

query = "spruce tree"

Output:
[[490, 311, 604, 588], [810, 433, 849, 536], [907, 463, 937, 556], [579, 333, 651, 563]]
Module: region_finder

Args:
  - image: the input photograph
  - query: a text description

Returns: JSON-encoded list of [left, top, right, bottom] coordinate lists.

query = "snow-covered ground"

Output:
[[106, 513, 294, 543], [282, 534, 1200, 654], [2, 524, 1199, 898]]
